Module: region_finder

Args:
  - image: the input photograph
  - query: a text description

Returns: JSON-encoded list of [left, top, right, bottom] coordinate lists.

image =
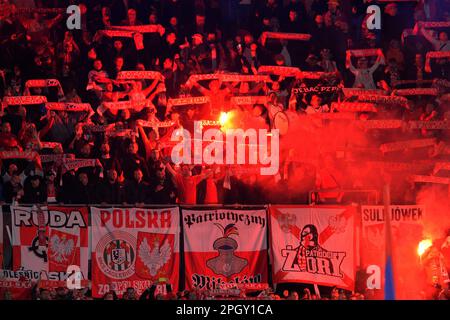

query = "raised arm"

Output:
[[142, 79, 159, 98], [346, 51, 357, 73], [369, 50, 385, 73], [137, 124, 157, 160]]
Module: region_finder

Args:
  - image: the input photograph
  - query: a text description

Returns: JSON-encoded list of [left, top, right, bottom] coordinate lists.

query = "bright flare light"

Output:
[[417, 239, 432, 257], [219, 112, 229, 126]]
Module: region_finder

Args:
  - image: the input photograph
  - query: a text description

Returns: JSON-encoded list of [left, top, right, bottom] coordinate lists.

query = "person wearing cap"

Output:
[[22, 174, 46, 204]]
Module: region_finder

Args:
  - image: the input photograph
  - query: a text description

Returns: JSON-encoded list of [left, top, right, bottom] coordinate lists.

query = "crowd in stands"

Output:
[[0, 0, 449, 301], [0, 0, 449, 207]]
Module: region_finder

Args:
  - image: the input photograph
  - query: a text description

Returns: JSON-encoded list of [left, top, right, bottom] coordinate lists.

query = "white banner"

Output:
[[269, 206, 356, 290]]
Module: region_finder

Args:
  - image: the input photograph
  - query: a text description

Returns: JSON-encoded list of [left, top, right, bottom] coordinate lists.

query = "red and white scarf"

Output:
[[230, 96, 268, 105], [117, 71, 164, 81], [136, 119, 174, 128], [380, 138, 436, 153], [45, 102, 92, 112], [98, 100, 150, 115], [331, 102, 378, 112], [425, 51, 450, 73], [40, 153, 75, 163], [3, 96, 47, 105], [411, 175, 450, 185], [342, 88, 387, 97], [392, 88, 439, 96], [41, 142, 62, 150], [63, 158, 100, 171], [262, 32, 311, 41], [356, 120, 403, 129], [257, 66, 301, 77], [168, 96, 210, 106]]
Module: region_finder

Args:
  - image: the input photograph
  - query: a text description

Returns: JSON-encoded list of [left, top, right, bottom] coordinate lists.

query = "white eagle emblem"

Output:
[[138, 238, 171, 276], [49, 235, 75, 263]]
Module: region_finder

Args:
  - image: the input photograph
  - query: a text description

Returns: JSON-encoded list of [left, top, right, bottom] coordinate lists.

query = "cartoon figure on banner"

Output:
[[297, 224, 327, 271], [281, 223, 346, 277], [206, 224, 248, 277]]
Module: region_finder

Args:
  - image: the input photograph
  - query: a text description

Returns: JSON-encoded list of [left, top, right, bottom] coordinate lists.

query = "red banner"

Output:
[[182, 209, 268, 291], [10, 206, 90, 288], [91, 207, 180, 298]]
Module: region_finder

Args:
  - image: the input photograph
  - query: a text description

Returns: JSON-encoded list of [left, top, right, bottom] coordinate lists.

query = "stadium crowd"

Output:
[[0, 0, 449, 300], [0, 0, 449, 207]]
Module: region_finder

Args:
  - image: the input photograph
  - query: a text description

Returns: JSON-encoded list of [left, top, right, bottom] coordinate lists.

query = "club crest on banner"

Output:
[[95, 231, 136, 280]]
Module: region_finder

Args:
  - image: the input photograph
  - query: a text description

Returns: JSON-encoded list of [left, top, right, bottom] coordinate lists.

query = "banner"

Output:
[[3, 96, 47, 105], [361, 205, 424, 296], [91, 207, 180, 298], [182, 209, 268, 291], [270, 206, 356, 290], [10, 206, 89, 287]]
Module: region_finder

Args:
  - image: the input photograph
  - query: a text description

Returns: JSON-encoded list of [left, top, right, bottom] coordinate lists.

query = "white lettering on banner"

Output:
[[281, 245, 346, 277], [362, 206, 424, 224], [191, 274, 262, 290], [99, 208, 172, 228], [14, 209, 87, 228]]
